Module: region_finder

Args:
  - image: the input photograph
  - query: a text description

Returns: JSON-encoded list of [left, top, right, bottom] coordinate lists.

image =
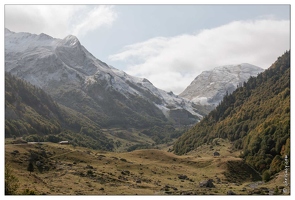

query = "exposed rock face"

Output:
[[180, 64, 264, 114], [5, 29, 202, 127]]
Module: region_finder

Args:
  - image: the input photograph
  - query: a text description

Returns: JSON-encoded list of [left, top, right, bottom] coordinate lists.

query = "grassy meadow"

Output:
[[5, 138, 289, 195]]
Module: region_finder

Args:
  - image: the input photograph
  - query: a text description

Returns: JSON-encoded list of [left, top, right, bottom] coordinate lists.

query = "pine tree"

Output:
[[27, 162, 34, 175]]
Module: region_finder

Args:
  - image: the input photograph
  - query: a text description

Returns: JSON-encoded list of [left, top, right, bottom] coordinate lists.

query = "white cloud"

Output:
[[5, 5, 117, 39], [110, 19, 290, 94], [71, 6, 117, 37]]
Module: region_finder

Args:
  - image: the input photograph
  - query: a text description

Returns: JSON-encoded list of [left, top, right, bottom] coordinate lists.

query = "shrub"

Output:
[[5, 164, 19, 195], [22, 189, 36, 195], [262, 170, 271, 182], [87, 170, 94, 176]]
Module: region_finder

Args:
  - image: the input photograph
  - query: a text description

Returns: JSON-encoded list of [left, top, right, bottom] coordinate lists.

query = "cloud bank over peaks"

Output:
[[109, 19, 290, 94], [5, 5, 117, 39]]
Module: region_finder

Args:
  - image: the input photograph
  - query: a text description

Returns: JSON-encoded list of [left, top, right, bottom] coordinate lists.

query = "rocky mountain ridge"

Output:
[[180, 63, 264, 114], [5, 29, 201, 128]]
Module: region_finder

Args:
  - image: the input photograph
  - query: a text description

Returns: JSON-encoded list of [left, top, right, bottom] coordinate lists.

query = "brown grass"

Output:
[[5, 138, 289, 195]]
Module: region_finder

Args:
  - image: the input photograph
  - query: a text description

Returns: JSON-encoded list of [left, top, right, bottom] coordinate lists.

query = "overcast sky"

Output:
[[4, 4, 290, 94]]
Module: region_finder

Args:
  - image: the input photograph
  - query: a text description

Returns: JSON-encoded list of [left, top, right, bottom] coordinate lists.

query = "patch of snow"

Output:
[[192, 97, 210, 105]]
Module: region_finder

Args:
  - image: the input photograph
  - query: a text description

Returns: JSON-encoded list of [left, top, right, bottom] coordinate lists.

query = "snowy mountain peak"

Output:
[[37, 33, 54, 41], [5, 29, 203, 126], [60, 35, 80, 47], [5, 28, 13, 34], [180, 63, 264, 112], [212, 63, 260, 73], [5, 29, 59, 53]]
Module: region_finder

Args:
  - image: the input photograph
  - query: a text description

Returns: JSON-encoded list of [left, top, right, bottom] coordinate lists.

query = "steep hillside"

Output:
[[5, 73, 187, 150], [174, 51, 290, 175], [5, 72, 114, 150], [5, 29, 201, 129], [180, 64, 264, 114]]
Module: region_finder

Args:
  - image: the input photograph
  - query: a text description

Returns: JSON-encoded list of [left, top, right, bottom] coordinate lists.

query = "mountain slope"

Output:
[[5, 72, 114, 150], [180, 64, 264, 114], [174, 51, 290, 175], [5, 29, 201, 128]]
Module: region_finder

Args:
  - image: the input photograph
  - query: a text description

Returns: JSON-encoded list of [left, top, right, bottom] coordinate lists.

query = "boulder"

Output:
[[178, 174, 188, 180], [121, 170, 130, 175], [227, 190, 236, 195], [199, 179, 215, 188]]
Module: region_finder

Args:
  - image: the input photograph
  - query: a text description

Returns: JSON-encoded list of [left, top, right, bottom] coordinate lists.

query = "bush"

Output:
[[22, 189, 36, 195], [87, 170, 94, 176], [5, 165, 19, 195], [262, 170, 271, 182]]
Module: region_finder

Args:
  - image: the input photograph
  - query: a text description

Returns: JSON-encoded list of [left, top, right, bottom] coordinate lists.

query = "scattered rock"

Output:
[[171, 186, 178, 191], [86, 165, 94, 169], [260, 187, 269, 191], [227, 190, 236, 195], [86, 151, 92, 154], [121, 170, 130, 175], [120, 158, 127, 162], [136, 179, 141, 184], [161, 185, 170, 191], [216, 177, 221, 183], [181, 191, 193, 195], [178, 174, 188, 180], [118, 175, 128, 181], [99, 188, 104, 191], [199, 179, 215, 188], [36, 161, 42, 167], [248, 188, 267, 195], [11, 150, 20, 155]]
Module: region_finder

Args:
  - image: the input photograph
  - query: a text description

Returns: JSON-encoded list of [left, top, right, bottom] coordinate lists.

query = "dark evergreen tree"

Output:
[[27, 162, 34, 175]]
